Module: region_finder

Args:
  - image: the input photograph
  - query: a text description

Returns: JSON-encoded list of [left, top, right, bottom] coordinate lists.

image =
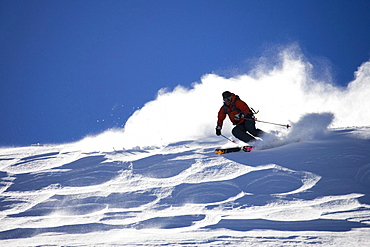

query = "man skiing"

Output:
[[216, 91, 264, 143]]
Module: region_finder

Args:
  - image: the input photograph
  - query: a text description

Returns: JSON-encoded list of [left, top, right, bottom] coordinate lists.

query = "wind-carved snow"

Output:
[[1, 121, 370, 246]]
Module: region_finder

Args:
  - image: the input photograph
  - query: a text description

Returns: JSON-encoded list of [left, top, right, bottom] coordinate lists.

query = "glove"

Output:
[[234, 112, 245, 121], [216, 125, 222, 136]]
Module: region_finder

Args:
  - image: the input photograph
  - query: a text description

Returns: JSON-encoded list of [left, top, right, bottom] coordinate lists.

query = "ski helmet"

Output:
[[222, 91, 232, 98]]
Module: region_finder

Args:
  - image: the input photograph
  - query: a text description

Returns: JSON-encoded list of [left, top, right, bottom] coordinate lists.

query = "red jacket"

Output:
[[217, 93, 251, 127]]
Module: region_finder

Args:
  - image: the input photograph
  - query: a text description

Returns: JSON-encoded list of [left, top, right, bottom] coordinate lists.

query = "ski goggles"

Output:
[[223, 96, 232, 102]]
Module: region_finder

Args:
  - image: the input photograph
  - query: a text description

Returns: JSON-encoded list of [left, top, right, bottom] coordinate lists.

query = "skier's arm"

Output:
[[216, 108, 225, 136], [217, 107, 226, 127]]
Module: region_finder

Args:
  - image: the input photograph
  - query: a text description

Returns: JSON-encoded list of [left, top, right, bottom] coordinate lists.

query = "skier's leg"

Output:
[[244, 119, 265, 137], [232, 124, 255, 143]]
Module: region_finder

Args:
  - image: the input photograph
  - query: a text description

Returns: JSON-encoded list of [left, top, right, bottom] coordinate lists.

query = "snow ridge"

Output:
[[1, 121, 370, 246]]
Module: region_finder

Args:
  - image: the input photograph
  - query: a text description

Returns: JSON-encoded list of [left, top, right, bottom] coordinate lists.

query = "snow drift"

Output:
[[1, 126, 369, 246]]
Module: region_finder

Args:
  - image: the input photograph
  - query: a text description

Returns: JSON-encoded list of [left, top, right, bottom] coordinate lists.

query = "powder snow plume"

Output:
[[76, 45, 370, 151]]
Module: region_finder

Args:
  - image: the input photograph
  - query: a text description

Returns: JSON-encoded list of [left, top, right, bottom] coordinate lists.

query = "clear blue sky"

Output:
[[1, 0, 370, 146]]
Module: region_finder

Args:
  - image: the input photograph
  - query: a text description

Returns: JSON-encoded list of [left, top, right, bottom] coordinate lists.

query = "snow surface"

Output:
[[1, 48, 370, 246]]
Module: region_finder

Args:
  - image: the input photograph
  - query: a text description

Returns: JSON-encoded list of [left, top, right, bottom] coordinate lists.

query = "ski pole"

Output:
[[255, 119, 291, 129], [221, 134, 237, 143], [245, 118, 291, 129]]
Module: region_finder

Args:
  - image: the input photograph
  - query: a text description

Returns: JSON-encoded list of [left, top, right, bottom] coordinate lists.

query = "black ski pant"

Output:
[[232, 118, 264, 143]]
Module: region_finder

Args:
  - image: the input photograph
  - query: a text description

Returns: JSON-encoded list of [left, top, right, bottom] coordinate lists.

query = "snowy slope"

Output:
[[1, 49, 370, 246], [0, 118, 370, 246]]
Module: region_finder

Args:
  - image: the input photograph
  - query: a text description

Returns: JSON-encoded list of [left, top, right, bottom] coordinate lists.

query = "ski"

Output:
[[215, 145, 254, 155]]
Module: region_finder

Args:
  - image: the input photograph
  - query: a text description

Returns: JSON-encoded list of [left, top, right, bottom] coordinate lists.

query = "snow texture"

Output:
[[1, 48, 370, 246]]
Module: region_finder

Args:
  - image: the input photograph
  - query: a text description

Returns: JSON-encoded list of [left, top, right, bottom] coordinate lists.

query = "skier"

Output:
[[216, 91, 264, 143]]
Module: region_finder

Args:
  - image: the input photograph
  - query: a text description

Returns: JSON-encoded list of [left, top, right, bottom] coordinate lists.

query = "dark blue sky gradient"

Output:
[[1, 0, 370, 146]]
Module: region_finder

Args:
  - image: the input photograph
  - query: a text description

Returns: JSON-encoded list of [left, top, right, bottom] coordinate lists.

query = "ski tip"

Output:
[[215, 149, 225, 155]]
